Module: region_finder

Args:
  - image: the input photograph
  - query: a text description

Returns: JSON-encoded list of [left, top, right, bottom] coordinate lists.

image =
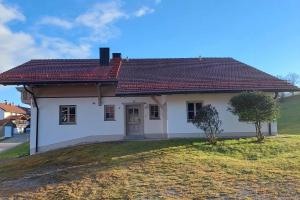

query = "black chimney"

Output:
[[100, 47, 110, 66], [112, 53, 121, 59]]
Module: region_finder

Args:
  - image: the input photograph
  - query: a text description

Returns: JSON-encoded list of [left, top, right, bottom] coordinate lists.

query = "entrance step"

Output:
[[124, 135, 145, 140]]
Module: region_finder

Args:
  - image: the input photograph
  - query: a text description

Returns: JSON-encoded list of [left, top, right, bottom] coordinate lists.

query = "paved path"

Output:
[[0, 134, 29, 153]]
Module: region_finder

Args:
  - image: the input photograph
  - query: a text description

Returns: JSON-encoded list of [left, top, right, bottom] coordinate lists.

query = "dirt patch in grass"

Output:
[[0, 136, 299, 199]]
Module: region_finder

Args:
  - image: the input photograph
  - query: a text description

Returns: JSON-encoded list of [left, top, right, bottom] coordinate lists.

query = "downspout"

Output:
[[23, 85, 39, 153]]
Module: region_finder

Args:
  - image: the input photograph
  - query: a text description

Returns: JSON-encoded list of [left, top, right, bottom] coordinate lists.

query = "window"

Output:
[[59, 105, 76, 125], [149, 104, 160, 120], [187, 102, 202, 122], [104, 105, 115, 121]]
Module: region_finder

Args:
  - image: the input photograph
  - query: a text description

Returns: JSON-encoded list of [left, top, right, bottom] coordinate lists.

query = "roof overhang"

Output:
[[0, 80, 118, 86], [116, 88, 300, 97]]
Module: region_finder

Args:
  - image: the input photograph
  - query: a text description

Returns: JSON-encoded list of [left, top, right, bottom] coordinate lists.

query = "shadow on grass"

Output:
[[0, 139, 197, 180], [0, 137, 270, 179], [0, 139, 200, 195]]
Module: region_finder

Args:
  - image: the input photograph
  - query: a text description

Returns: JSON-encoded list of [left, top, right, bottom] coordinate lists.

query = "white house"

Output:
[[0, 48, 298, 154], [0, 102, 28, 138]]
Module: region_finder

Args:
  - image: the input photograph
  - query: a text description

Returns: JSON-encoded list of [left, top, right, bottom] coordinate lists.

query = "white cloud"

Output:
[[0, 0, 158, 72], [36, 1, 128, 43], [39, 35, 91, 58], [36, 1, 155, 42], [38, 16, 73, 29], [75, 1, 128, 42], [0, 1, 91, 72], [0, 1, 25, 23], [134, 6, 155, 17], [76, 1, 127, 29]]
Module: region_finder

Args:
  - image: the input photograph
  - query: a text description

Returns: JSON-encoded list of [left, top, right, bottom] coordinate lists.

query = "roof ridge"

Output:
[[122, 57, 233, 60], [30, 59, 99, 61], [28, 57, 234, 61]]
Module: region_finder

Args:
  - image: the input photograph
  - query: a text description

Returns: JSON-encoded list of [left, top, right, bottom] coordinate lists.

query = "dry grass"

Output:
[[0, 135, 300, 199]]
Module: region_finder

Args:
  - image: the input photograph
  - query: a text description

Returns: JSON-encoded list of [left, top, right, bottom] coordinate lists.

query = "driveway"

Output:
[[0, 134, 29, 153]]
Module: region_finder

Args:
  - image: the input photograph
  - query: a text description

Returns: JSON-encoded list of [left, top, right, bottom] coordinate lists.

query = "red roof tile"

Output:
[[0, 57, 298, 94], [0, 59, 118, 84], [0, 103, 26, 114], [0, 115, 29, 126], [116, 58, 298, 94]]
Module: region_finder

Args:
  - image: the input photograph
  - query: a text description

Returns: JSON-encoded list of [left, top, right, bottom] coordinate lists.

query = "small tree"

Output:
[[286, 73, 300, 96], [228, 92, 279, 142], [285, 73, 300, 86], [192, 104, 223, 145], [278, 73, 299, 96]]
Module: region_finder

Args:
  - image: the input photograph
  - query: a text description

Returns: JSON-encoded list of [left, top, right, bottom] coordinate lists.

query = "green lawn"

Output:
[[0, 142, 29, 160], [278, 95, 300, 134], [0, 136, 299, 199]]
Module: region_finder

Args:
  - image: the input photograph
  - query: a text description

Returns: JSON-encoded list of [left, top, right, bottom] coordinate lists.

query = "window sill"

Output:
[[150, 118, 161, 120]]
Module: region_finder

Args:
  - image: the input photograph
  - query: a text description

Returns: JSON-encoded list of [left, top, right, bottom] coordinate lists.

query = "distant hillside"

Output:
[[278, 95, 300, 134]]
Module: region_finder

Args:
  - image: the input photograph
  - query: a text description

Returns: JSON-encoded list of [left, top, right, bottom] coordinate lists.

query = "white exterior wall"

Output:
[[4, 112, 12, 118], [3, 112, 19, 118], [30, 96, 166, 154], [30, 93, 278, 154], [166, 93, 277, 138]]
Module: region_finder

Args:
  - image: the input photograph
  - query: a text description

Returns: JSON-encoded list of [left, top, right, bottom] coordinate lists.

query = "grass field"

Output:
[[0, 95, 299, 199], [0, 136, 300, 199], [278, 95, 300, 134]]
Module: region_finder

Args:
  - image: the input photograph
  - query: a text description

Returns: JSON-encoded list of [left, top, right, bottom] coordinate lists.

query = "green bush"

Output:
[[228, 92, 279, 142], [192, 104, 223, 144]]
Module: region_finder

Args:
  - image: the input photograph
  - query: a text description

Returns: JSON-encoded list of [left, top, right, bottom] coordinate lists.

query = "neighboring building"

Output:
[[0, 102, 29, 138], [0, 115, 29, 138], [0, 119, 14, 138], [0, 102, 26, 119], [0, 48, 298, 154]]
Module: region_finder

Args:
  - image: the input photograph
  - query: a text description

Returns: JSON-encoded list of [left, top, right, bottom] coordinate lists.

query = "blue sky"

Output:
[[0, 0, 300, 105]]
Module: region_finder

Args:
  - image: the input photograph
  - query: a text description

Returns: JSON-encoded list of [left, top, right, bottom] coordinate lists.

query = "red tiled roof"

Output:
[[0, 59, 118, 84], [0, 115, 29, 126], [0, 103, 26, 114], [0, 118, 12, 126], [107, 58, 122, 79], [0, 57, 298, 94], [116, 58, 298, 94]]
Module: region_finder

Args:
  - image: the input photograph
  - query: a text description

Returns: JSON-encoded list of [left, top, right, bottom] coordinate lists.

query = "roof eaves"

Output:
[[0, 80, 118, 86], [116, 87, 300, 96]]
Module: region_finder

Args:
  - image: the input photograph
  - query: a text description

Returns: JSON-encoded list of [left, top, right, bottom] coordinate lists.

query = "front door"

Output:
[[126, 105, 143, 136]]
